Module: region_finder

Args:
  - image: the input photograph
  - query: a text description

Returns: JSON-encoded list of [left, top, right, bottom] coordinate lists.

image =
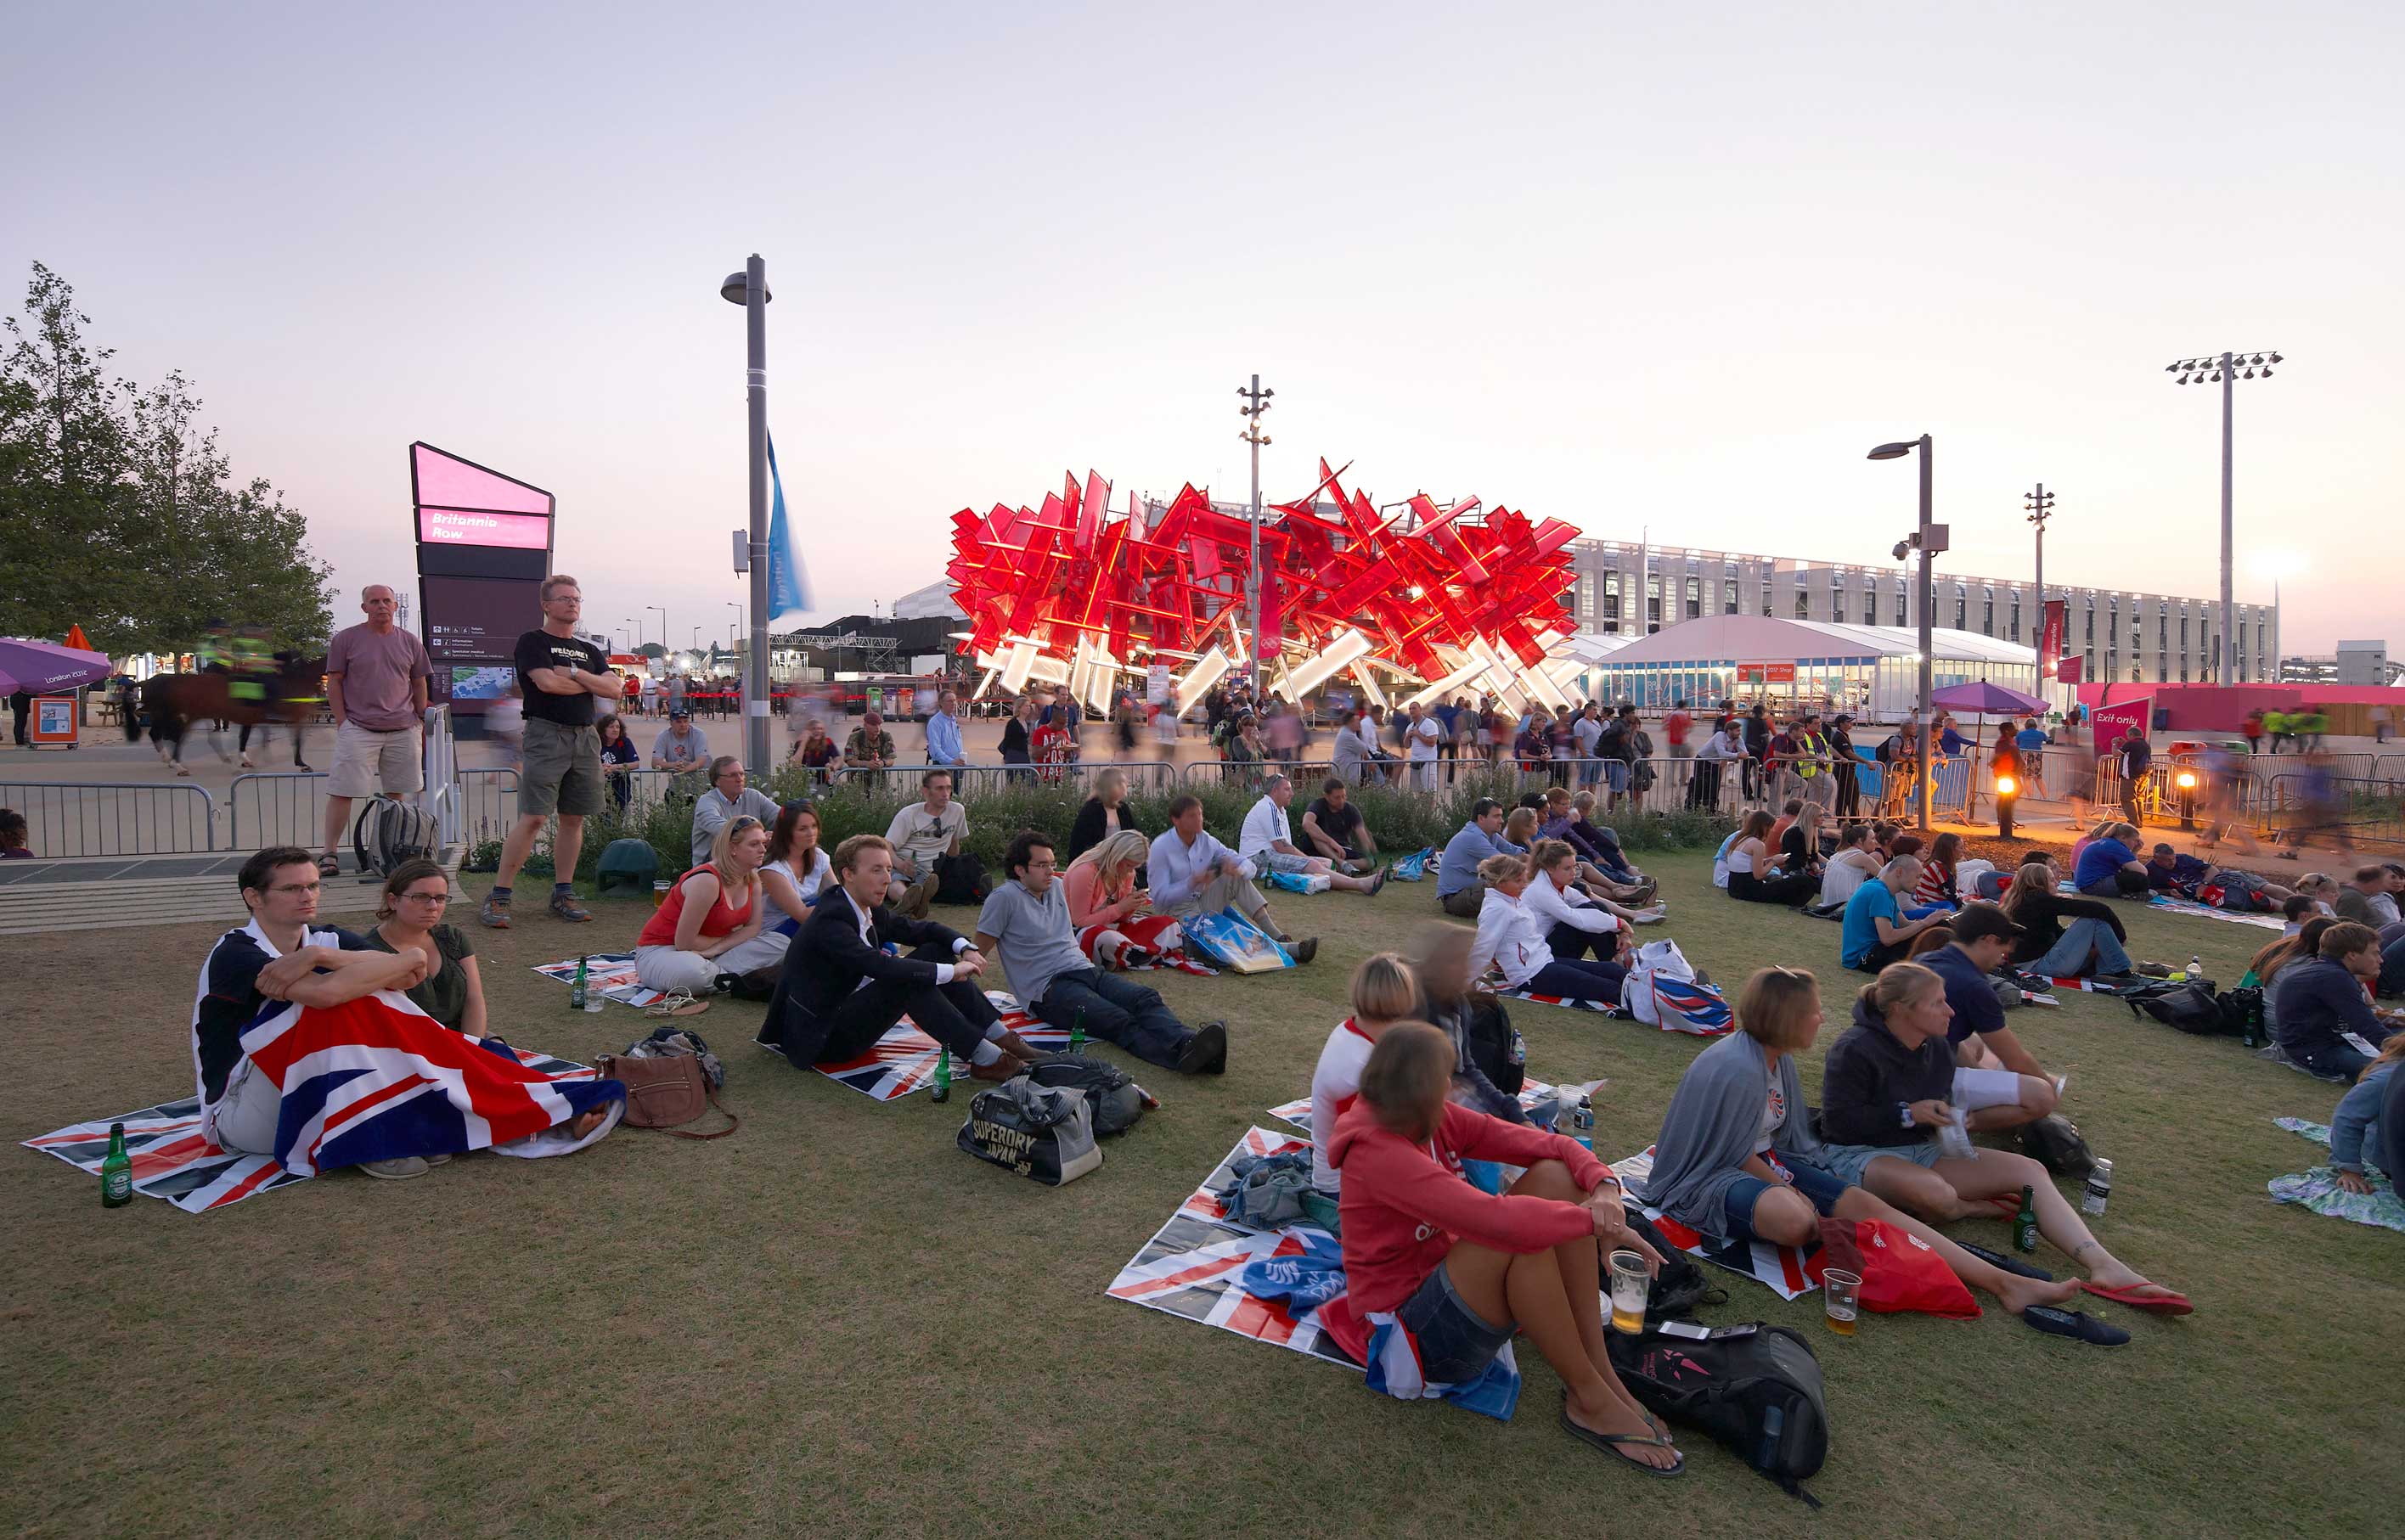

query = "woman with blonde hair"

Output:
[[1308, 953, 1426, 1200], [1820, 963, 2189, 1322], [634, 813, 780, 994], [1320, 1023, 1682, 1475], [1641, 965, 2086, 1320], [1066, 767, 1146, 862], [1063, 828, 1181, 968]]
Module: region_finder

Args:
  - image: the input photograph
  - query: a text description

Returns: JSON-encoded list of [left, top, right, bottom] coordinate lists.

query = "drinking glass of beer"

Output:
[[1608, 1250, 1649, 1335], [1822, 1269, 1861, 1336], [652, 880, 672, 908]]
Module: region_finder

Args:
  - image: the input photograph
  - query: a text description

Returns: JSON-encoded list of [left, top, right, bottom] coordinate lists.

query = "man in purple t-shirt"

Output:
[[321, 585, 431, 874]]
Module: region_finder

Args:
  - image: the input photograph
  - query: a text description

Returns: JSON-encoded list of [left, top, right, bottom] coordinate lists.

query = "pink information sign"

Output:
[[418, 506, 550, 549]]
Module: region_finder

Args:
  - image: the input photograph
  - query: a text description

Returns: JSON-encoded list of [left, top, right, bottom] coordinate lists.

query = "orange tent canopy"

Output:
[[63, 623, 93, 651]]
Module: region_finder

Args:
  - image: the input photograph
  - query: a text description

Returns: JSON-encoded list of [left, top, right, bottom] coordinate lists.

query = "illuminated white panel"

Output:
[[1283, 627, 1373, 699], [1403, 654, 1490, 712], [998, 640, 1039, 694], [1175, 646, 1233, 714]]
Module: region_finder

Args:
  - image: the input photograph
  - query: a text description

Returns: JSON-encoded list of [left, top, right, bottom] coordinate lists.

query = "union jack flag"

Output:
[[810, 991, 1066, 1101], [25, 1042, 600, 1214]]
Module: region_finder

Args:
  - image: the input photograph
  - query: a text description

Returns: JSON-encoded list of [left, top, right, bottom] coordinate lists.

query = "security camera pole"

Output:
[[1870, 435, 1943, 832], [1237, 374, 1274, 694]]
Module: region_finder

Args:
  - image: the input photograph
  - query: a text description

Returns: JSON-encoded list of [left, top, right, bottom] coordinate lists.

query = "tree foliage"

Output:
[[0, 262, 333, 657]]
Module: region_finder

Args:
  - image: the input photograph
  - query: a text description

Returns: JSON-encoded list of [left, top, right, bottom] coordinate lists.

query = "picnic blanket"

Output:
[[2052, 882, 2282, 931], [2267, 1117, 2405, 1234], [533, 953, 666, 1009], [809, 991, 1066, 1101], [25, 1032, 605, 1214], [1108, 1127, 1361, 1367], [1609, 1147, 1816, 1300]]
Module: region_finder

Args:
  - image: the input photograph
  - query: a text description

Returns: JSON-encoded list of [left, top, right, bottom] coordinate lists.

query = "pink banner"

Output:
[[418, 507, 550, 549], [2091, 694, 2153, 755]]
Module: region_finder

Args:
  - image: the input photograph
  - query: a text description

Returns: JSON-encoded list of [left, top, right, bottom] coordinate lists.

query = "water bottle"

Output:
[[930, 1047, 952, 1104], [2081, 1158, 2113, 1217], [2187, 953, 2203, 983], [569, 955, 589, 1012], [1571, 1094, 1595, 1152]]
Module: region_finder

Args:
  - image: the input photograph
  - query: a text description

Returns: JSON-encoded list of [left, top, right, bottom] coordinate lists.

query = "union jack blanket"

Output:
[[532, 953, 666, 1009], [25, 1025, 611, 1214], [799, 991, 1067, 1102], [1493, 980, 1732, 1036], [1107, 1127, 1360, 1368], [1610, 1146, 1816, 1301]]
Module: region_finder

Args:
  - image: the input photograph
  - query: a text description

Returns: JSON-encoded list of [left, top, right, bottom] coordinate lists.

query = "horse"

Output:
[[140, 660, 322, 775]]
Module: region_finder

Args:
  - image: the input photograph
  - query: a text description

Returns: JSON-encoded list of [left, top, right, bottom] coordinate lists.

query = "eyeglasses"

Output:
[[268, 881, 322, 896], [1022, 858, 1056, 872], [399, 891, 450, 906]]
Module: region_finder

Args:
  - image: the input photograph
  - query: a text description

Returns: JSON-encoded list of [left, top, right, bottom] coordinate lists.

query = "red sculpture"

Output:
[[944, 460, 1580, 700]]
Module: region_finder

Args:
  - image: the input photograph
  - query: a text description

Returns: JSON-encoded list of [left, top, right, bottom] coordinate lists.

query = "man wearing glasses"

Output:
[[690, 756, 780, 867], [194, 846, 432, 1177], [974, 830, 1228, 1075]]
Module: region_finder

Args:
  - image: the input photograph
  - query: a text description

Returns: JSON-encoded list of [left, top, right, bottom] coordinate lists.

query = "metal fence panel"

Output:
[[228, 772, 329, 851], [0, 781, 216, 857], [453, 768, 522, 846]]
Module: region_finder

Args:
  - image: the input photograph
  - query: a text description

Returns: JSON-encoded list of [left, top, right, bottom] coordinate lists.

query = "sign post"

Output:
[[410, 443, 556, 727]]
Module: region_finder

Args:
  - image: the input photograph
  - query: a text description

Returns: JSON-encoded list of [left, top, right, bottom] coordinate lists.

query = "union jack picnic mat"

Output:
[[23, 1045, 597, 1215], [808, 992, 1067, 1102], [1496, 985, 1622, 1016], [1268, 1079, 1564, 1134], [1107, 1126, 1360, 1369], [532, 953, 666, 1009], [1609, 1146, 1816, 1301]]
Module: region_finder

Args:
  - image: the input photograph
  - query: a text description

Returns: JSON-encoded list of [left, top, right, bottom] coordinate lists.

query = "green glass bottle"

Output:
[[2013, 1183, 2039, 1253], [570, 954, 589, 1012], [930, 1047, 952, 1104], [1069, 1007, 1087, 1054], [100, 1121, 133, 1208]]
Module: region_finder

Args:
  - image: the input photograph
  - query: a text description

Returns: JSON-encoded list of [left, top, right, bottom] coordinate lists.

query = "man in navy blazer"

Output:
[[761, 833, 1049, 1079]]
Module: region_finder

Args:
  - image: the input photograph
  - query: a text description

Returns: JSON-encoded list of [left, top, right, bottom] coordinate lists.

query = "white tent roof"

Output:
[[1548, 632, 1641, 666], [1576, 615, 2036, 667], [893, 580, 966, 621]]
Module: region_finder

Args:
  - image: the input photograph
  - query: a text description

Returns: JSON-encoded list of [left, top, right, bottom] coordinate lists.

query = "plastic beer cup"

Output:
[[1608, 1250, 1649, 1335], [1823, 1269, 1862, 1335]]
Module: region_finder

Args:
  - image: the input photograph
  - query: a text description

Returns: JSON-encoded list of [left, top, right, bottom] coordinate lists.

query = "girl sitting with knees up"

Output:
[[1816, 962, 2191, 1318], [1318, 1021, 1684, 1475], [1639, 966, 2082, 1322], [1062, 829, 1182, 970], [1725, 809, 1818, 907]]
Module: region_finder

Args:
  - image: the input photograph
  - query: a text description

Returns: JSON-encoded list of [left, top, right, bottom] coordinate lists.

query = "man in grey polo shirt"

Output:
[[690, 756, 782, 868], [974, 829, 1226, 1074]]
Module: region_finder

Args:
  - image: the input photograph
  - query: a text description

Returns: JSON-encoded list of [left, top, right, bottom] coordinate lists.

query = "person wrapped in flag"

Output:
[[194, 846, 622, 1183]]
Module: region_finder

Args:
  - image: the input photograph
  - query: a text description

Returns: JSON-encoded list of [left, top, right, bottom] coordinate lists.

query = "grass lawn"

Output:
[[7, 851, 2397, 1537]]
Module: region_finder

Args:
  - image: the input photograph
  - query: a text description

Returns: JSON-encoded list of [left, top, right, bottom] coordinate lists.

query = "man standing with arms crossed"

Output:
[[481, 576, 620, 928], [319, 585, 431, 879]]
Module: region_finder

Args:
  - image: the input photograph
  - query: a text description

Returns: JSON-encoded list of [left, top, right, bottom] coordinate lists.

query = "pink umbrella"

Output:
[[0, 638, 114, 695]]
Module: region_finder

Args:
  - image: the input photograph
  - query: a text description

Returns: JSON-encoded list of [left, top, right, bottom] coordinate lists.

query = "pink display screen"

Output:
[[418, 507, 550, 549]]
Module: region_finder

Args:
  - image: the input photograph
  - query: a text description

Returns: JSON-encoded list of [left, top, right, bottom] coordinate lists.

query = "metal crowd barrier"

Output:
[[453, 768, 522, 844], [805, 760, 1184, 802], [228, 772, 329, 851], [0, 781, 217, 857]]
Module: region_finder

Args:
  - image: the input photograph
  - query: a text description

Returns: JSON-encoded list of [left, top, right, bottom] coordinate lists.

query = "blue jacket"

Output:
[[2271, 956, 2394, 1067], [1439, 822, 1512, 897], [924, 710, 965, 766]]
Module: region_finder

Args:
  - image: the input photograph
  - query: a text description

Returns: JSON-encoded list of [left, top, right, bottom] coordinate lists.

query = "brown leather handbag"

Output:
[[594, 1051, 739, 1140]]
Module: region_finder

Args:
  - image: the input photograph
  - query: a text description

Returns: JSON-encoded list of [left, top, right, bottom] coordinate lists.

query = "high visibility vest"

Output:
[[1794, 732, 1824, 777]]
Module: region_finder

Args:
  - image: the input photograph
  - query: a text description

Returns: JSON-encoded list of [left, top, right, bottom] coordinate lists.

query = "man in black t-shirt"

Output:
[[196, 846, 430, 1173], [1298, 776, 1378, 874], [482, 575, 624, 929]]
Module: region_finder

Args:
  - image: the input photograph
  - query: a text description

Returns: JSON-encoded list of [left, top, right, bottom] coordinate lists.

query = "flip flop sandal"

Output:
[[2080, 1281, 2194, 1317], [1560, 1395, 1686, 1477], [2021, 1307, 2130, 1346], [645, 987, 710, 1019], [1957, 1240, 2055, 1281], [315, 852, 341, 878], [1982, 1196, 2023, 1219]]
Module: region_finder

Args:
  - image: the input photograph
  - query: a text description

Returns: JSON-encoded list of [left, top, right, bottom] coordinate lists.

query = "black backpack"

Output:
[[1027, 1054, 1147, 1136], [1620, 1205, 1722, 1319], [2127, 980, 2222, 1035], [2216, 986, 2265, 1037], [354, 794, 438, 877], [934, 851, 991, 907], [1607, 1323, 1830, 1505]]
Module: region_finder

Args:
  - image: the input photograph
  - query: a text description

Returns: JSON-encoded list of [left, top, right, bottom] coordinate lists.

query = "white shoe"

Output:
[[1632, 905, 1669, 925], [361, 1156, 430, 1180]]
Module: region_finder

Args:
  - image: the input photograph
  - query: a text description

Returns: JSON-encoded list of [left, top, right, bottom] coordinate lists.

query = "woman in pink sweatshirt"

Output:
[[1323, 1023, 1682, 1475]]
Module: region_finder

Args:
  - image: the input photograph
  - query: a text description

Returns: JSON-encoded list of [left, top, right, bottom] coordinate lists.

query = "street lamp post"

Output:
[[722, 256, 774, 770], [1869, 436, 1943, 833], [729, 601, 743, 651], [2167, 350, 2280, 683], [1237, 374, 1273, 694]]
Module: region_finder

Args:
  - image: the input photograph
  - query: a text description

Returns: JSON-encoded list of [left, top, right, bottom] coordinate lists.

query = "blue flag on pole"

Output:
[[767, 434, 814, 628]]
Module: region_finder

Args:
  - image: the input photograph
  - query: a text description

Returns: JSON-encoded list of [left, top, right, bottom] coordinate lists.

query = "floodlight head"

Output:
[[2269, 351, 2282, 363], [719, 272, 769, 304], [1892, 539, 1912, 561], [1867, 441, 1918, 461]]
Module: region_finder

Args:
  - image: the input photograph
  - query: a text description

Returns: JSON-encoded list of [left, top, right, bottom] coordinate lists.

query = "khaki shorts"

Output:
[[328, 720, 424, 798], [520, 717, 603, 818]]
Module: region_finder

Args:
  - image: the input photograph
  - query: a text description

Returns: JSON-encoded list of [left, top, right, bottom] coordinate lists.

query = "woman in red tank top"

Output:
[[634, 815, 781, 996]]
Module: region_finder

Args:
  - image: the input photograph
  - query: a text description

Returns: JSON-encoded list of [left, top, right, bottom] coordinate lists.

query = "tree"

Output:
[[0, 263, 334, 657]]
